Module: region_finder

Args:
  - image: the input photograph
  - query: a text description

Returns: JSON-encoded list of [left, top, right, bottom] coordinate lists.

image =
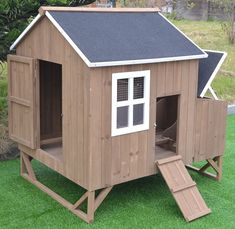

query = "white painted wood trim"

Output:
[[158, 12, 208, 58], [10, 14, 42, 50], [200, 50, 227, 98], [45, 11, 92, 67], [111, 70, 150, 137], [208, 86, 218, 100], [10, 11, 207, 67], [89, 54, 207, 67]]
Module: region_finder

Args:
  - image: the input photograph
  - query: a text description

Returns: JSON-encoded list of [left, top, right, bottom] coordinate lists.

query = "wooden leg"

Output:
[[20, 152, 113, 223], [186, 156, 223, 181]]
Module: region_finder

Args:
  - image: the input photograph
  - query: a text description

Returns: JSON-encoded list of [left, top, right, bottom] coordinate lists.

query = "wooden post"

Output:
[[186, 156, 223, 181], [19, 152, 113, 224]]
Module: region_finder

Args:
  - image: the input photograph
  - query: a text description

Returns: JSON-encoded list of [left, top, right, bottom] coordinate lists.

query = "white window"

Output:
[[112, 70, 150, 136]]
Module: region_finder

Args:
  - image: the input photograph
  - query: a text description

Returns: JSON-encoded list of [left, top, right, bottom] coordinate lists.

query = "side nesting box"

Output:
[[8, 7, 227, 223]]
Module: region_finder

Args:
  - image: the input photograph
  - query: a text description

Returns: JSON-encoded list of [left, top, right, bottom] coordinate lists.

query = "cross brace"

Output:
[[187, 156, 223, 181], [20, 151, 113, 223]]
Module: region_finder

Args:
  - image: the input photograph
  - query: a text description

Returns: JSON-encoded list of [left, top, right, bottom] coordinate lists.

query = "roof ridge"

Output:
[[39, 6, 160, 15]]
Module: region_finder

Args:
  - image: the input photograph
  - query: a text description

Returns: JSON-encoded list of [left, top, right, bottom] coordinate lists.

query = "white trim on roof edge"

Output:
[[158, 13, 208, 58], [208, 86, 218, 100], [10, 14, 41, 50], [10, 14, 42, 50], [45, 11, 92, 67], [200, 50, 227, 98], [10, 10, 208, 68], [89, 54, 207, 67]]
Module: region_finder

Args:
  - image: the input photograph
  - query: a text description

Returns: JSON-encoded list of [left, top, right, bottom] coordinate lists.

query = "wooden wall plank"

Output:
[[185, 60, 198, 163], [15, 16, 203, 191], [16, 17, 90, 189], [193, 99, 227, 162]]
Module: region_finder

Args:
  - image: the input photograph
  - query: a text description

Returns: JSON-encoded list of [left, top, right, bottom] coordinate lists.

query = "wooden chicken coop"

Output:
[[8, 7, 227, 223]]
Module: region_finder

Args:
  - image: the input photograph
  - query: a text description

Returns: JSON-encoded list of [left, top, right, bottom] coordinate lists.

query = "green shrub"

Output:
[[0, 79, 7, 97]]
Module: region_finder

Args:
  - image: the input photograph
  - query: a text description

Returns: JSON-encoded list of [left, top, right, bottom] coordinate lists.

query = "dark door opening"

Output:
[[39, 60, 62, 153], [155, 95, 179, 160]]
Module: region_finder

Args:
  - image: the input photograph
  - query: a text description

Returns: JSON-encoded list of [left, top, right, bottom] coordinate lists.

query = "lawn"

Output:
[[0, 115, 234, 228], [174, 19, 235, 103]]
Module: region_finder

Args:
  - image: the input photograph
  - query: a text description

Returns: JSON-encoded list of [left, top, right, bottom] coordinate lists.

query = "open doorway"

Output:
[[39, 60, 62, 160], [155, 95, 179, 160]]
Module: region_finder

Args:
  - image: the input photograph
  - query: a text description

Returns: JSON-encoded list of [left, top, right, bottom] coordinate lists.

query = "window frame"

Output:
[[111, 70, 150, 136]]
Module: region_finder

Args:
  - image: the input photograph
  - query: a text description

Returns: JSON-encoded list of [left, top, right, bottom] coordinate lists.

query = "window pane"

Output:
[[117, 79, 128, 101], [134, 77, 144, 99], [133, 104, 144, 126], [117, 106, 129, 128]]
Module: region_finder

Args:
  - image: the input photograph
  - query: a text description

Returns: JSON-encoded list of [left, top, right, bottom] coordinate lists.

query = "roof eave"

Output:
[[10, 14, 42, 51], [88, 53, 208, 68]]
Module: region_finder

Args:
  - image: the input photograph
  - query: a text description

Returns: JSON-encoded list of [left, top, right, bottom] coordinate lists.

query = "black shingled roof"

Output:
[[49, 11, 206, 64]]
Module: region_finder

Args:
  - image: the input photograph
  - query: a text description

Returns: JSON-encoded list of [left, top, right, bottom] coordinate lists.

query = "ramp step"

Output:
[[156, 155, 182, 165], [171, 181, 196, 193], [187, 208, 211, 222], [155, 156, 211, 222]]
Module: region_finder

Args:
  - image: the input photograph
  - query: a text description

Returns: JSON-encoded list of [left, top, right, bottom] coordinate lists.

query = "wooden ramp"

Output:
[[156, 155, 211, 222]]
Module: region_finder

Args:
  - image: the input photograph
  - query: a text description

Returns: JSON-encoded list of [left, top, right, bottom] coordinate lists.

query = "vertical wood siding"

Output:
[[16, 17, 90, 189], [15, 16, 200, 191], [89, 60, 199, 190], [193, 98, 227, 162]]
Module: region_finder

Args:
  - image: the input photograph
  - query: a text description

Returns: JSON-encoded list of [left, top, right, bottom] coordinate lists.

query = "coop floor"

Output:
[[155, 146, 176, 160], [41, 142, 63, 162], [155, 134, 176, 160]]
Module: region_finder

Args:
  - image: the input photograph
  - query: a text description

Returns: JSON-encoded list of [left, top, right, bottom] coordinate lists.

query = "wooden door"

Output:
[[194, 98, 227, 162], [8, 55, 38, 149]]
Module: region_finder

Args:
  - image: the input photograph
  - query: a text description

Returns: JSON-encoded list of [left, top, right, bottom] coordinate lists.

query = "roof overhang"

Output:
[[10, 7, 208, 68]]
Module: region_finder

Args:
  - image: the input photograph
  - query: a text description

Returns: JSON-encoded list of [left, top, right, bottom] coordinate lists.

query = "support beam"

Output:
[[187, 156, 223, 181], [20, 151, 113, 223]]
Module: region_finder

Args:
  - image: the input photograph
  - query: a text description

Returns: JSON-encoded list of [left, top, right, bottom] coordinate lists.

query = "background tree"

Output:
[[209, 0, 235, 44], [0, 0, 95, 72]]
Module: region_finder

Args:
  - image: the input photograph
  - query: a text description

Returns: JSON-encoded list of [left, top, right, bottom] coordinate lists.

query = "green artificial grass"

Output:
[[0, 115, 234, 229]]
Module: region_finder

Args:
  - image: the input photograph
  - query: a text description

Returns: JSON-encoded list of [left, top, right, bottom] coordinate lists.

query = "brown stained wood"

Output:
[[21, 153, 36, 180], [156, 63, 166, 97], [111, 136, 121, 185], [156, 155, 182, 165], [20, 151, 113, 224], [193, 99, 227, 162], [101, 67, 112, 187], [8, 55, 37, 149], [73, 192, 88, 209], [39, 6, 160, 15], [147, 64, 157, 175], [177, 61, 189, 162], [173, 61, 182, 92], [185, 60, 198, 163], [87, 191, 95, 223], [94, 186, 113, 211], [129, 133, 139, 179], [16, 17, 90, 189], [171, 181, 196, 193], [14, 17, 202, 191], [13, 11, 223, 196], [89, 72, 102, 190], [156, 156, 211, 222], [120, 134, 130, 180], [165, 62, 174, 95], [187, 155, 223, 181], [41, 137, 62, 145]]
